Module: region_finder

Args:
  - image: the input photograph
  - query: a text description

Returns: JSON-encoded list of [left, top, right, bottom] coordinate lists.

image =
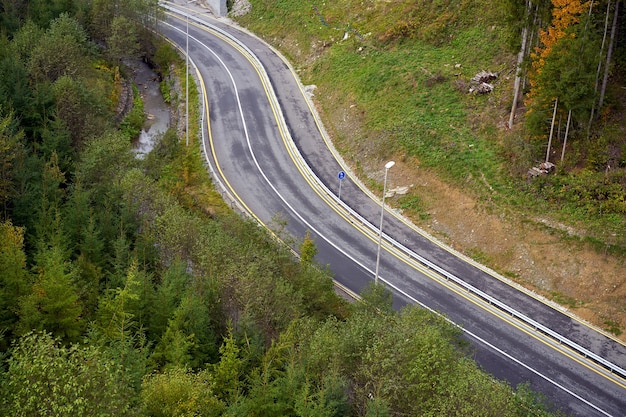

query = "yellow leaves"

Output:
[[552, 0, 588, 28], [299, 230, 318, 264], [536, 0, 590, 59], [110, 66, 122, 105], [526, 0, 590, 112], [0, 220, 25, 251], [537, 0, 586, 56]]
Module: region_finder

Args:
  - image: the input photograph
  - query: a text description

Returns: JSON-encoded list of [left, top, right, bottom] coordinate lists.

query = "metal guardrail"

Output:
[[164, 4, 626, 381]]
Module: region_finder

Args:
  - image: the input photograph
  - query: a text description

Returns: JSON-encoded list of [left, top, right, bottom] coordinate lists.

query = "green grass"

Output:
[[603, 319, 623, 336], [310, 31, 513, 200], [466, 247, 492, 265], [549, 291, 582, 310], [233, 0, 626, 254], [397, 194, 430, 221]]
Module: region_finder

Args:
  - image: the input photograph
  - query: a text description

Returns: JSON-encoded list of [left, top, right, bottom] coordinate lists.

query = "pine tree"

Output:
[[0, 111, 23, 215], [17, 243, 84, 344], [0, 221, 31, 346], [212, 325, 243, 403]]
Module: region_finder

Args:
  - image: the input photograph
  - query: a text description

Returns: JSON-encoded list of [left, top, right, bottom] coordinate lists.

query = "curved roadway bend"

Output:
[[160, 5, 626, 416]]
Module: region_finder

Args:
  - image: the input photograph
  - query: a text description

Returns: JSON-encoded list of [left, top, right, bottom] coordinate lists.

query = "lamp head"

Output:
[[385, 161, 395, 170]]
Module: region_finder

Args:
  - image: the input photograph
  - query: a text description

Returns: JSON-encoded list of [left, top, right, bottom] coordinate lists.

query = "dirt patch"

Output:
[[389, 161, 625, 340], [408, 162, 626, 341]]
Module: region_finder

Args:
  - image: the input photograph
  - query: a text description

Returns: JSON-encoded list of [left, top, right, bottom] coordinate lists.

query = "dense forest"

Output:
[[0, 0, 612, 415]]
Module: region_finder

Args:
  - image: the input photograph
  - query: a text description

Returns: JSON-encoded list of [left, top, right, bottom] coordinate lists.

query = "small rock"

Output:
[[390, 186, 410, 195], [469, 82, 494, 94], [304, 85, 317, 98], [471, 70, 498, 83]]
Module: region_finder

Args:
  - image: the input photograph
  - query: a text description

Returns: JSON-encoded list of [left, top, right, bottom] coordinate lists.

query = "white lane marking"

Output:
[[164, 18, 617, 417]]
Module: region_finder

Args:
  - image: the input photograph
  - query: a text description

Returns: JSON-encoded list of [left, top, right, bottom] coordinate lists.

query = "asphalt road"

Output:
[[160, 4, 626, 415]]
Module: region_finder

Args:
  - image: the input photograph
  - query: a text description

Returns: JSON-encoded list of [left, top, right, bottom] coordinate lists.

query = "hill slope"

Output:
[[232, 0, 626, 339]]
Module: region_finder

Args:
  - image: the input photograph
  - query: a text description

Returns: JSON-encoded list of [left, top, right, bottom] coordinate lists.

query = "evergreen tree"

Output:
[[17, 243, 84, 343], [0, 111, 23, 215], [94, 259, 150, 391], [0, 221, 31, 347], [149, 261, 191, 338], [152, 291, 219, 369], [299, 230, 318, 264], [107, 15, 140, 64], [96, 259, 143, 340], [32, 152, 67, 253], [212, 326, 243, 404]]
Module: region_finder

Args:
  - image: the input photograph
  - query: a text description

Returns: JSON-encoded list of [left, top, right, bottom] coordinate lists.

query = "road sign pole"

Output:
[[375, 161, 394, 285], [337, 171, 345, 200]]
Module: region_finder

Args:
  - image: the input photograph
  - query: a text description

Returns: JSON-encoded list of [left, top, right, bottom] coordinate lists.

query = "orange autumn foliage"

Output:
[[526, 0, 590, 106]]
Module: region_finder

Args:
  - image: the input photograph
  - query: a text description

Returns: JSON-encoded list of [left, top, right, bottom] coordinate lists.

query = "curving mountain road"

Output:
[[159, 3, 626, 416]]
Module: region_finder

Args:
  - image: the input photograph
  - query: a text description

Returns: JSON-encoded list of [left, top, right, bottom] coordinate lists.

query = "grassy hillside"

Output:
[[236, 0, 519, 214], [233, 0, 626, 337]]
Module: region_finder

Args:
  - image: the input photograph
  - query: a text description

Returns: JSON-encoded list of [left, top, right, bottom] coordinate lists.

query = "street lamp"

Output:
[[374, 160, 395, 285], [185, 0, 197, 147]]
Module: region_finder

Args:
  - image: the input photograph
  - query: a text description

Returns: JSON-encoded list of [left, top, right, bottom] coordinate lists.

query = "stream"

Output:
[[129, 59, 171, 158]]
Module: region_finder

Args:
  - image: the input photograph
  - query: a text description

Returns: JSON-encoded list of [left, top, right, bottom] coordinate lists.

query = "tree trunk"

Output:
[[561, 109, 572, 164], [523, 2, 542, 92], [599, 0, 620, 112], [588, 0, 613, 133], [508, 23, 529, 129], [546, 98, 558, 163]]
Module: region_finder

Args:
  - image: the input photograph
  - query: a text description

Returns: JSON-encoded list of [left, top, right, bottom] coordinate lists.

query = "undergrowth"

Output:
[[120, 84, 144, 140], [150, 39, 229, 217]]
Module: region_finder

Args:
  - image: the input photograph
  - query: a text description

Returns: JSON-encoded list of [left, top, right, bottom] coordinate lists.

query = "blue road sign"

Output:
[[337, 171, 346, 200]]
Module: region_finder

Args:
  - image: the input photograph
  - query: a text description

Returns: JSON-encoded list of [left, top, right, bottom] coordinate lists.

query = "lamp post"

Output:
[[374, 160, 395, 285], [185, 0, 197, 146]]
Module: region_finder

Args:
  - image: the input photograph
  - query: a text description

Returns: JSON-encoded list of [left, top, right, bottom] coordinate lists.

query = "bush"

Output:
[[120, 85, 144, 140], [1, 332, 136, 416]]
